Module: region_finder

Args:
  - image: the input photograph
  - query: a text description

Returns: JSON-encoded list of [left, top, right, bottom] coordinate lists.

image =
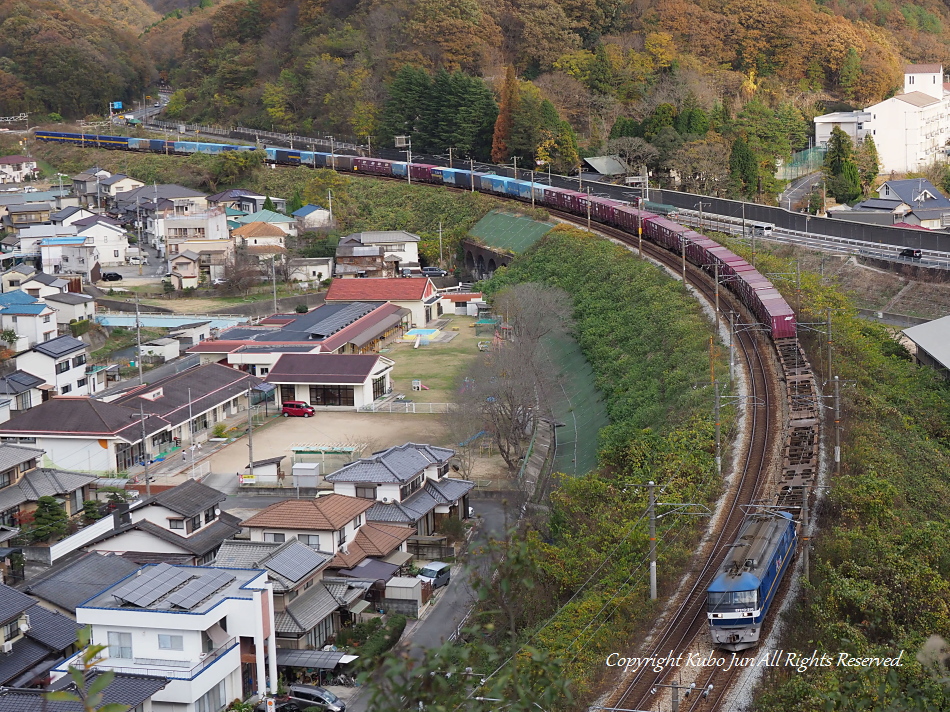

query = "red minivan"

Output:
[[282, 401, 315, 417]]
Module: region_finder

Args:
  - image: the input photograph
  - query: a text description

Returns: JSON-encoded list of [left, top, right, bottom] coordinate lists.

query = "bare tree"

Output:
[[606, 136, 659, 168], [221, 253, 261, 296]]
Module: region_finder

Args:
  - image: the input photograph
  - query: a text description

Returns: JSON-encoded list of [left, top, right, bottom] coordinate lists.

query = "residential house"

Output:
[[167, 250, 201, 290], [239, 493, 413, 577], [38, 236, 96, 277], [49, 206, 94, 227], [163, 208, 232, 281], [0, 584, 79, 687], [214, 539, 370, 651], [73, 215, 129, 266], [287, 257, 333, 286], [115, 185, 208, 253], [24, 551, 140, 617], [0, 192, 74, 222], [0, 397, 168, 473], [1, 265, 35, 293], [9, 225, 77, 262], [19, 272, 68, 299], [207, 189, 286, 214], [233, 221, 287, 267], [903, 313, 950, 376], [42, 292, 96, 328], [265, 353, 393, 410], [71, 168, 111, 208], [326, 443, 474, 536], [844, 178, 950, 228], [54, 561, 278, 710], [234, 209, 296, 236], [292, 204, 330, 231], [0, 443, 96, 534], [0, 670, 168, 712], [100, 173, 144, 199], [3, 204, 51, 234], [325, 277, 441, 326], [168, 321, 213, 349], [0, 371, 45, 415], [0, 156, 37, 184], [85, 479, 241, 566], [813, 111, 872, 147], [335, 231, 420, 278], [16, 336, 91, 396], [187, 302, 410, 371], [140, 337, 180, 362], [0, 291, 57, 348]]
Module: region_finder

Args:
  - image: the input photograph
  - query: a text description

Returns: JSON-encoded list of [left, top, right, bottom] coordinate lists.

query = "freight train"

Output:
[[36, 129, 819, 650]]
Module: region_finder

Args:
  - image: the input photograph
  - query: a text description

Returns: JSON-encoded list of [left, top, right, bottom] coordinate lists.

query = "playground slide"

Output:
[[414, 335, 421, 349], [421, 384, 429, 390]]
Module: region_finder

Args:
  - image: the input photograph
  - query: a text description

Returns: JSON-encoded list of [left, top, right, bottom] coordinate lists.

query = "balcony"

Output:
[[57, 637, 237, 680]]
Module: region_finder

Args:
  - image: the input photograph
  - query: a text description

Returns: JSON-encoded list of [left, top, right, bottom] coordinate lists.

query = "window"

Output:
[[400, 475, 423, 500], [204, 506, 217, 525], [187, 515, 202, 533], [308, 385, 355, 407], [61, 384, 71, 394], [0, 469, 13, 490], [337, 528, 347, 546], [70, 487, 83, 514], [43, 315, 50, 323], [280, 385, 295, 403], [44, 332, 53, 342], [1, 620, 17, 642], [158, 634, 184, 650], [107, 631, 133, 659], [55, 361, 70, 374], [195, 680, 226, 712], [73, 354, 86, 367], [353, 514, 362, 528], [355, 485, 376, 499], [169, 518, 184, 529], [372, 376, 387, 401], [299, 534, 320, 548], [264, 532, 285, 543], [77, 377, 87, 388], [113, 250, 119, 258], [0, 506, 18, 528]]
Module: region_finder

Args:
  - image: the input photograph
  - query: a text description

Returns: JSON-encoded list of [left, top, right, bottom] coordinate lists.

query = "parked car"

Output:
[[417, 561, 451, 589], [128, 256, 147, 265], [282, 400, 315, 418], [899, 248, 922, 259], [286, 685, 345, 712], [421, 266, 448, 277], [101, 272, 122, 282]]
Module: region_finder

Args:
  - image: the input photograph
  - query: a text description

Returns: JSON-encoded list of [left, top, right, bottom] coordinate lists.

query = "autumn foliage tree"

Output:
[[492, 66, 518, 164]]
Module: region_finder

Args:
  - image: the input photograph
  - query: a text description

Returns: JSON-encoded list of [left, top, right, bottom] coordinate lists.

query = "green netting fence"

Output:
[[777, 145, 827, 181], [468, 210, 554, 253], [541, 334, 610, 478]]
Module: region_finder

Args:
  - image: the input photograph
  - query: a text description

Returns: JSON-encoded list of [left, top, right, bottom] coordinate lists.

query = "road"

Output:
[[779, 171, 822, 211], [344, 497, 514, 712]]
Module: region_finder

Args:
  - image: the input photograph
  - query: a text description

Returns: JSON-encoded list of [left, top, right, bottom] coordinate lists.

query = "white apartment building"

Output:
[[815, 64, 950, 174], [16, 335, 91, 396], [53, 562, 278, 712]]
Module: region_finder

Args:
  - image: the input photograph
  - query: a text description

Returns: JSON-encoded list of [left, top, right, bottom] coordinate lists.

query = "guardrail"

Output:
[[675, 210, 950, 270], [357, 402, 454, 413], [61, 638, 237, 681]]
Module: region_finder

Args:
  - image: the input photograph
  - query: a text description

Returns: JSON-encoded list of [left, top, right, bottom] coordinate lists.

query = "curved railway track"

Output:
[[546, 214, 782, 712]]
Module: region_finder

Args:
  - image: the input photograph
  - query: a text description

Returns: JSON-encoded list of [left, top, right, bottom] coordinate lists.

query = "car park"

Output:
[[282, 401, 315, 417], [101, 272, 123, 281]]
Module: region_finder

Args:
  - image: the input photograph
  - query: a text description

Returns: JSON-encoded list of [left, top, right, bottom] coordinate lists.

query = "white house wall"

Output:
[[28, 435, 117, 473]]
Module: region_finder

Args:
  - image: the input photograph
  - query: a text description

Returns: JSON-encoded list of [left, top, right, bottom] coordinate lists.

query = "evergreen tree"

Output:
[[838, 160, 862, 202], [709, 100, 731, 134], [262, 195, 276, 212], [729, 136, 757, 198], [380, 65, 431, 147], [31, 496, 67, 542], [492, 66, 518, 164], [588, 44, 613, 95], [508, 83, 547, 164], [824, 126, 853, 177], [609, 116, 641, 139], [838, 47, 861, 99], [642, 103, 677, 139], [856, 135, 879, 195], [287, 189, 304, 215], [674, 107, 710, 136]]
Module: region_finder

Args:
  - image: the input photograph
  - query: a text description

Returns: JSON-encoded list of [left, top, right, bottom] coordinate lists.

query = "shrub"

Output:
[[82, 500, 101, 523], [31, 496, 68, 542], [295, 304, 309, 313], [358, 614, 407, 665], [212, 423, 228, 438], [48, 112, 63, 122], [336, 617, 382, 647]]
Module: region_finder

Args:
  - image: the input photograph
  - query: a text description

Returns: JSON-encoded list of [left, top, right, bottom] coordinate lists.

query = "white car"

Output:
[[128, 256, 147, 265]]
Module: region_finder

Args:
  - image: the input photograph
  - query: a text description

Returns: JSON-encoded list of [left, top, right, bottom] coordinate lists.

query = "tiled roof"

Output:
[[325, 278, 433, 302], [0, 468, 96, 515], [353, 522, 413, 557], [326, 443, 454, 484], [44, 292, 94, 305], [906, 63, 942, 72], [0, 444, 43, 472], [25, 552, 139, 613], [365, 478, 473, 525], [0, 636, 51, 685], [343, 230, 420, 244], [115, 362, 260, 429], [0, 156, 31, 165], [0, 583, 36, 623], [22, 605, 78, 650], [274, 582, 340, 634], [236, 209, 294, 224], [207, 188, 260, 202], [25, 273, 68, 287], [232, 221, 286, 238], [151, 479, 226, 517], [264, 353, 384, 385], [214, 540, 330, 591], [92, 512, 242, 557], [0, 371, 44, 396], [242, 494, 373, 531], [0, 397, 169, 441]]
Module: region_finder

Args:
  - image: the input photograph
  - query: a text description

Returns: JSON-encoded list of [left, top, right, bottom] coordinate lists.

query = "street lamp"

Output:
[[396, 135, 412, 184]]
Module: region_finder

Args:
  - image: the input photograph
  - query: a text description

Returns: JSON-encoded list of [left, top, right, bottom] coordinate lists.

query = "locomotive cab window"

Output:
[[707, 590, 757, 612]]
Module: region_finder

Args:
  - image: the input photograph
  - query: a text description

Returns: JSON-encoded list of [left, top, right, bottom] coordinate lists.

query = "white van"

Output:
[[417, 561, 451, 589]]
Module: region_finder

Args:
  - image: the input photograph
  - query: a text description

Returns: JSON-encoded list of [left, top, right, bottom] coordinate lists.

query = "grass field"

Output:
[[384, 315, 482, 403]]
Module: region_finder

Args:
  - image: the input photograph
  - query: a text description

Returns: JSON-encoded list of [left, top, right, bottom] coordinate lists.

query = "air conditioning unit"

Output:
[[1, 641, 13, 654], [19, 614, 30, 633], [381, 497, 390, 504]]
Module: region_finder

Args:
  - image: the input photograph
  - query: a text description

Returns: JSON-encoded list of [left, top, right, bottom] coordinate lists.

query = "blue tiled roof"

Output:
[[292, 204, 324, 217], [0, 291, 38, 307], [1, 304, 48, 315]]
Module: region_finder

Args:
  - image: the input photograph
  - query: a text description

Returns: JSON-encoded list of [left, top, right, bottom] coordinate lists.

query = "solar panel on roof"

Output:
[[305, 303, 375, 338], [266, 544, 325, 582], [112, 563, 194, 607], [166, 570, 236, 610]]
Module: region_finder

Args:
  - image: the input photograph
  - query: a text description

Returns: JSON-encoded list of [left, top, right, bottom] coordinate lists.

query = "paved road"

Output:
[[779, 171, 822, 211]]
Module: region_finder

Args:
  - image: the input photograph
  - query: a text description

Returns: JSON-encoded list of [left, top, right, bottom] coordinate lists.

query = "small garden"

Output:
[[335, 615, 408, 670]]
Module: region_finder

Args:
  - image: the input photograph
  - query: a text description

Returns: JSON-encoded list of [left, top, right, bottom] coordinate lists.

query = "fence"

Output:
[[357, 402, 455, 413], [777, 146, 827, 181], [145, 119, 364, 153], [20, 514, 116, 565]]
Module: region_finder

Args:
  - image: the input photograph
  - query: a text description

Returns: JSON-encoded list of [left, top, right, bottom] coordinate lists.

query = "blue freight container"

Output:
[[392, 162, 408, 177]]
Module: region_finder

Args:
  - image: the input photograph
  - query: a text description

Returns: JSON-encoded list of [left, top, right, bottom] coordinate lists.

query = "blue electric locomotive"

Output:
[[707, 512, 797, 651]]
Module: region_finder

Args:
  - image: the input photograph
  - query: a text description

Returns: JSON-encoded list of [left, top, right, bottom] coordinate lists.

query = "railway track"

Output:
[[548, 214, 783, 712]]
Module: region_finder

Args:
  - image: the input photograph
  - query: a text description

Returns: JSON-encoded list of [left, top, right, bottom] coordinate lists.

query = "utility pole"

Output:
[[714, 262, 720, 332], [637, 199, 643, 256], [134, 293, 143, 385], [139, 403, 151, 498], [247, 386, 255, 482], [826, 308, 833, 386], [136, 197, 143, 276], [578, 161, 582, 191], [714, 380, 721, 476], [729, 311, 735, 384], [470, 158, 475, 192], [802, 489, 809, 582], [834, 375, 841, 476], [530, 170, 535, 208], [512, 156, 517, 178], [327, 190, 333, 224], [448, 147, 454, 169], [438, 221, 443, 265], [680, 235, 687, 289], [648, 480, 656, 600], [187, 387, 195, 480], [271, 258, 277, 314], [586, 187, 591, 231]]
